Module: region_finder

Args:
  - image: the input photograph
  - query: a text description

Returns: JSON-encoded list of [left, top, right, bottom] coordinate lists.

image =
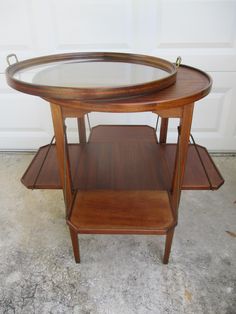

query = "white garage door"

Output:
[[0, 0, 236, 152]]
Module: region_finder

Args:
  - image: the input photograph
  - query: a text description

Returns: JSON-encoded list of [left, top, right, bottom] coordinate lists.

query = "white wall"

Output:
[[0, 0, 236, 151]]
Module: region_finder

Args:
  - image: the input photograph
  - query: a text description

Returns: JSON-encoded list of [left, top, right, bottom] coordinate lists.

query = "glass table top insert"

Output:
[[13, 60, 169, 88]]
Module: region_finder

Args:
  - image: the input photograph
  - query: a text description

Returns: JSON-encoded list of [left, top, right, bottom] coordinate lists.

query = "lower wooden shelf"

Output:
[[21, 126, 224, 191], [67, 190, 175, 234]]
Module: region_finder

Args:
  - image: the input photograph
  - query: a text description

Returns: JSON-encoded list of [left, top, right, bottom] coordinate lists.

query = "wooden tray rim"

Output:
[[6, 52, 177, 101]]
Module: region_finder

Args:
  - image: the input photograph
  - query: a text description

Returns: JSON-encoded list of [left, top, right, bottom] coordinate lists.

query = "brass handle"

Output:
[[6, 54, 19, 66], [175, 56, 182, 68]]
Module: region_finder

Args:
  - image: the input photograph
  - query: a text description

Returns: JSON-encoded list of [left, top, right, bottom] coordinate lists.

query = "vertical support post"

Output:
[[77, 116, 86, 143], [69, 227, 80, 263], [163, 228, 175, 264], [159, 118, 169, 143], [171, 103, 194, 215], [50, 102, 73, 216]]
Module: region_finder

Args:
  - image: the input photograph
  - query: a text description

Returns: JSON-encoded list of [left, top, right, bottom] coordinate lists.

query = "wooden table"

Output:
[[6, 52, 224, 264]]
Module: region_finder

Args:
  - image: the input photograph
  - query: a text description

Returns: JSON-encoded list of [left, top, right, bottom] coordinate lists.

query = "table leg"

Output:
[[159, 118, 169, 143], [50, 103, 73, 216], [77, 116, 86, 143], [163, 227, 175, 264], [171, 103, 194, 215], [69, 227, 80, 263]]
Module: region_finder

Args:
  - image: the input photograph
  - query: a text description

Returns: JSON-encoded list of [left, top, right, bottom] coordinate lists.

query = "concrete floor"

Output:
[[0, 153, 235, 314]]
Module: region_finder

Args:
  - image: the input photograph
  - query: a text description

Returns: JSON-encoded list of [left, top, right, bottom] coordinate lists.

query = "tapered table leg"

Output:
[[163, 228, 175, 264], [69, 227, 80, 263], [50, 103, 73, 216]]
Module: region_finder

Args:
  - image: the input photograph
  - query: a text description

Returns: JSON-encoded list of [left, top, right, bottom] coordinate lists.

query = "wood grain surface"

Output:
[[21, 126, 223, 191]]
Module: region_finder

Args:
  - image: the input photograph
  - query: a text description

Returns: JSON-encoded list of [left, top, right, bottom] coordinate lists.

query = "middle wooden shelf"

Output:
[[21, 125, 224, 191]]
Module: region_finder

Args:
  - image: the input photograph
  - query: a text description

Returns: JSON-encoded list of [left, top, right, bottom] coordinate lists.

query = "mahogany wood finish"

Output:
[[171, 104, 194, 212], [21, 126, 224, 191], [163, 228, 175, 264], [77, 117, 86, 143], [6, 52, 177, 101], [48, 65, 212, 113], [61, 106, 89, 118], [160, 118, 169, 143], [6, 52, 221, 264], [68, 190, 175, 234], [89, 125, 157, 143], [69, 227, 80, 263], [153, 107, 183, 118], [68, 188, 176, 263], [50, 103, 73, 214]]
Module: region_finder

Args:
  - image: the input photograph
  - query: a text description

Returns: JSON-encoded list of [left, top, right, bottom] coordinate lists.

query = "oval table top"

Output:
[[50, 65, 212, 113], [5, 52, 212, 112]]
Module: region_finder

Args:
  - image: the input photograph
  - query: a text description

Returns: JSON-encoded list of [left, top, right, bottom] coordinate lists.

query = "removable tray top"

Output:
[[6, 52, 177, 101]]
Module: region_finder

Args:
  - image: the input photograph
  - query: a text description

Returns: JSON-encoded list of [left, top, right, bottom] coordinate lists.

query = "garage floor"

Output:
[[0, 153, 235, 314]]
